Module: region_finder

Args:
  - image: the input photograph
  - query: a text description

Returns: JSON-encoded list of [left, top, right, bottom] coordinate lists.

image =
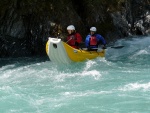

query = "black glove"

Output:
[[87, 47, 91, 51], [75, 42, 79, 46], [102, 45, 106, 49]]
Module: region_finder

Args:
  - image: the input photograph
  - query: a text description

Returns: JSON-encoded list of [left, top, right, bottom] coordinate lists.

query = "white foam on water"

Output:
[[83, 60, 97, 71], [0, 36, 150, 113], [81, 70, 101, 80], [60, 90, 112, 98], [119, 82, 150, 91]]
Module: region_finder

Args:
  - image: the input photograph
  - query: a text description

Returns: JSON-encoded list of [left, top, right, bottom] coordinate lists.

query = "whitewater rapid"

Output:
[[0, 36, 150, 113]]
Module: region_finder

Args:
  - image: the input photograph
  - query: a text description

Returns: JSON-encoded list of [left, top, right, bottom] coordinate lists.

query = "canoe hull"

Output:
[[46, 38, 105, 63]]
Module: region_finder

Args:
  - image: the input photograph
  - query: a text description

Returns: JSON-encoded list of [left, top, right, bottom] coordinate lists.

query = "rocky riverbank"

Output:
[[0, 0, 149, 57]]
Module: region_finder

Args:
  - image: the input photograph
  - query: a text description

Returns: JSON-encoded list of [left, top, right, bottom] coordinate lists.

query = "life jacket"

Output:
[[67, 35, 77, 46], [67, 33, 82, 49], [89, 36, 97, 46], [67, 33, 79, 49]]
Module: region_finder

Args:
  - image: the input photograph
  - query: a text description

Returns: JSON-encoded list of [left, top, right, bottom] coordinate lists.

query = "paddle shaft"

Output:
[[66, 37, 73, 43], [84, 45, 124, 50]]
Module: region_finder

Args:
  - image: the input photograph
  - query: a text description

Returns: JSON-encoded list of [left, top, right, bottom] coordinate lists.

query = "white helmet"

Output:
[[90, 27, 97, 32], [67, 25, 75, 30]]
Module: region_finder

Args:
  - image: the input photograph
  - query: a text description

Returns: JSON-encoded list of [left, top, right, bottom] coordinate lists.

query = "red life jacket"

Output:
[[90, 36, 97, 46], [67, 33, 82, 49], [67, 35, 76, 46]]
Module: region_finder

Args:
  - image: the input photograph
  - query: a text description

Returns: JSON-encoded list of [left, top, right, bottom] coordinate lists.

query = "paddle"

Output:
[[110, 45, 124, 49], [87, 45, 124, 50], [66, 37, 72, 43], [78, 42, 124, 50]]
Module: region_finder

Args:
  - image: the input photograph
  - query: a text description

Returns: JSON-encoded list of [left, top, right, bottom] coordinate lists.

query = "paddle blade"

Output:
[[110, 46, 124, 49]]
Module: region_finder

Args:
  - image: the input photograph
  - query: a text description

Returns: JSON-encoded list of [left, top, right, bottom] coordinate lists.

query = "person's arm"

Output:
[[76, 33, 82, 43], [97, 34, 106, 49], [85, 35, 90, 48]]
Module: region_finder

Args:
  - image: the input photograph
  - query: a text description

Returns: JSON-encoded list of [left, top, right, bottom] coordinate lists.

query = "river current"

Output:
[[0, 36, 150, 113]]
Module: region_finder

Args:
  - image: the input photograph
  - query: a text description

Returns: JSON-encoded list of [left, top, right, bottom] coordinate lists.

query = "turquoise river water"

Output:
[[0, 36, 150, 113]]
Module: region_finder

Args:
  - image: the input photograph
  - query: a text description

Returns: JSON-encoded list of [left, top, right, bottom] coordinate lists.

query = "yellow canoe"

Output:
[[46, 37, 105, 63]]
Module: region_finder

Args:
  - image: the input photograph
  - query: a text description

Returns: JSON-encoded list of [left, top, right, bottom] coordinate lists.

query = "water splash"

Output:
[[119, 82, 150, 91], [106, 36, 150, 61]]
